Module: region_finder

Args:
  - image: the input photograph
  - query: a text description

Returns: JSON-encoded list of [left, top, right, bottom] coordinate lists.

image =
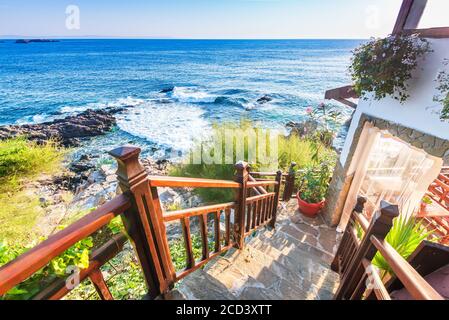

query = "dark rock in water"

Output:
[[257, 95, 273, 104], [16, 39, 59, 44], [160, 86, 175, 93], [0, 108, 121, 147]]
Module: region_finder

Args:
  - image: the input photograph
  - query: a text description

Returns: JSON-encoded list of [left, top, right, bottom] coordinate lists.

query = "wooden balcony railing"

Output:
[[0, 194, 131, 299], [332, 196, 444, 300], [0, 145, 292, 300]]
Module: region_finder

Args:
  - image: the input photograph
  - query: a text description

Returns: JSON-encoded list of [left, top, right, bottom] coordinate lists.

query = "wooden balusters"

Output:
[[109, 145, 174, 298], [234, 161, 249, 249], [199, 214, 209, 260], [89, 269, 114, 300], [270, 171, 283, 228], [181, 217, 195, 269], [331, 196, 367, 274], [225, 208, 231, 246], [214, 211, 221, 253], [283, 162, 297, 201], [334, 200, 399, 300]]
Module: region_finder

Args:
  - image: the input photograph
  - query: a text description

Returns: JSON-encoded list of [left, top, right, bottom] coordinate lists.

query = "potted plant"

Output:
[[297, 162, 332, 218], [350, 34, 432, 103]]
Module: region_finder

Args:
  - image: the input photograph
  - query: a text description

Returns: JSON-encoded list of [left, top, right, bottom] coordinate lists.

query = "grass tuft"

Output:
[[0, 138, 66, 246]]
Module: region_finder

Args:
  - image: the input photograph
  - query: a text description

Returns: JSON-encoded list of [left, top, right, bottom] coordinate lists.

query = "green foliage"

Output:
[[372, 215, 432, 276], [169, 233, 215, 272], [434, 59, 449, 121], [0, 137, 65, 190], [350, 34, 432, 103], [0, 138, 66, 246], [171, 121, 336, 204], [48, 235, 93, 276], [297, 161, 333, 203], [0, 235, 93, 300], [107, 216, 125, 235], [65, 245, 147, 300]]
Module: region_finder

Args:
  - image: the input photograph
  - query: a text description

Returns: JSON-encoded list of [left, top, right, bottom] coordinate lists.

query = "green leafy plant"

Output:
[[297, 161, 333, 204], [0, 235, 93, 300], [350, 34, 432, 103], [171, 121, 336, 204], [434, 59, 449, 121], [372, 215, 432, 277], [107, 216, 125, 235]]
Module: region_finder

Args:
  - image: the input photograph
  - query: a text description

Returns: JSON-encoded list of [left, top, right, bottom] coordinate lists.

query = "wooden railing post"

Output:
[[109, 145, 173, 299], [334, 201, 399, 300], [331, 196, 367, 273], [282, 162, 297, 201], [270, 170, 283, 228], [234, 161, 249, 249]]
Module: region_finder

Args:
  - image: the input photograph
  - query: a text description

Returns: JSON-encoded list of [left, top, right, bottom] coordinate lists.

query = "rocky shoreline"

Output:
[[1, 105, 342, 240], [0, 107, 129, 147], [0, 107, 201, 239]]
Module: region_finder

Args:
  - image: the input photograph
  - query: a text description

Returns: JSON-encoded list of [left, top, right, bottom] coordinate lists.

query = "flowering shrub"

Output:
[[434, 59, 449, 121], [350, 34, 432, 103]]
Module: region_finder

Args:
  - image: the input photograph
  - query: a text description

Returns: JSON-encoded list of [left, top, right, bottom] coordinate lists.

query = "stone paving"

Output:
[[168, 199, 341, 300]]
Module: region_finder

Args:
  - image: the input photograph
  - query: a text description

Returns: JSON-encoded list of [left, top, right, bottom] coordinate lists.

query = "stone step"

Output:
[[246, 236, 339, 299], [174, 268, 237, 300], [250, 228, 334, 268], [203, 247, 311, 299]]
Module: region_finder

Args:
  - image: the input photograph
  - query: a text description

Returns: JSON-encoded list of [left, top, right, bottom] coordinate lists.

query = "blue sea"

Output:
[[0, 39, 362, 158]]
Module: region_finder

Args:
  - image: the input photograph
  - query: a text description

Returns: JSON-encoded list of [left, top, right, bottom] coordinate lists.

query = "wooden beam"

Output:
[[393, 0, 428, 34], [404, 27, 449, 39], [325, 85, 358, 100], [325, 85, 358, 109]]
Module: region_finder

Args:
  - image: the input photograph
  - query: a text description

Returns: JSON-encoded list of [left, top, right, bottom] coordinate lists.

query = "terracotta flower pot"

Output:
[[297, 192, 325, 218]]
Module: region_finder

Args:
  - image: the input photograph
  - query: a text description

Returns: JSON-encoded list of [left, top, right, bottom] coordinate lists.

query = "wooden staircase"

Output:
[[167, 199, 340, 300]]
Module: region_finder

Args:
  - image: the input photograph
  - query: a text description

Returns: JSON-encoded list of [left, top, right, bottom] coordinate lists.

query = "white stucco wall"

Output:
[[340, 38, 449, 166]]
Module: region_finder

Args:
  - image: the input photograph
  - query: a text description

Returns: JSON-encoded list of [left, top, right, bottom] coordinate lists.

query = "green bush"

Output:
[[170, 122, 336, 204]]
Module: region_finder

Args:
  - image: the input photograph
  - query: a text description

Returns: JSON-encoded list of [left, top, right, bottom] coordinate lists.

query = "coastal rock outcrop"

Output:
[[257, 95, 273, 104], [0, 108, 125, 146]]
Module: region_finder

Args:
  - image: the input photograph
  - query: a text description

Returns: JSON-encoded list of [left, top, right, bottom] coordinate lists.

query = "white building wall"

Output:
[[340, 38, 449, 166]]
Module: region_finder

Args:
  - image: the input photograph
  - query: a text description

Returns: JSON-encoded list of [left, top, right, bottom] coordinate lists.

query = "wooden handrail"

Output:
[[353, 211, 370, 232], [148, 176, 240, 189], [0, 194, 131, 296], [32, 233, 128, 300], [250, 172, 289, 177], [162, 202, 235, 222], [370, 236, 444, 300], [247, 181, 278, 188], [246, 193, 276, 203]]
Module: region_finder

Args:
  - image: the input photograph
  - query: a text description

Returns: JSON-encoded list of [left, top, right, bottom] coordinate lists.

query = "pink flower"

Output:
[[306, 107, 313, 114]]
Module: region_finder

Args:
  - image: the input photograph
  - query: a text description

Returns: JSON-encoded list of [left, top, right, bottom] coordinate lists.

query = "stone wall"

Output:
[[322, 114, 449, 227]]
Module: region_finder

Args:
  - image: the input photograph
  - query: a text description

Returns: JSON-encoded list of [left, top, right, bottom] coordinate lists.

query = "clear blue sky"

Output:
[[0, 0, 447, 39]]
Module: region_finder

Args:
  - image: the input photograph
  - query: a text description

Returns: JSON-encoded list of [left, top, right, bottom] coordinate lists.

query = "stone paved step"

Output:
[[175, 267, 237, 300], [167, 199, 340, 300], [245, 233, 338, 299], [204, 247, 309, 299]]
